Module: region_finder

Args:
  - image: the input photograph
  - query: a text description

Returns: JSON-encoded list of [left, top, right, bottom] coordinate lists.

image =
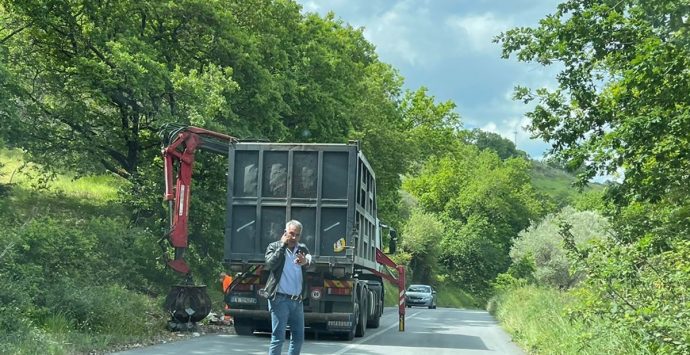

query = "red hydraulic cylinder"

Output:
[[165, 133, 202, 249]]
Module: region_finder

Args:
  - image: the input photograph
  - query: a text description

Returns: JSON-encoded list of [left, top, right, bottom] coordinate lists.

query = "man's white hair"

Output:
[[285, 219, 302, 232]]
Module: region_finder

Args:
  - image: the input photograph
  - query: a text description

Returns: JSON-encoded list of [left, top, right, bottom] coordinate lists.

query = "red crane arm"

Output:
[[161, 126, 236, 274]]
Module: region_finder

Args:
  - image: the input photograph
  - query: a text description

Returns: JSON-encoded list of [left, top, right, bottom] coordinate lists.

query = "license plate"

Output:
[[230, 296, 258, 304]]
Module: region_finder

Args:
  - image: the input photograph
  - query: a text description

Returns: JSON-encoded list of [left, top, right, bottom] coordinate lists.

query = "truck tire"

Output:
[[355, 289, 368, 337], [233, 318, 255, 336], [367, 314, 380, 328], [367, 287, 382, 328]]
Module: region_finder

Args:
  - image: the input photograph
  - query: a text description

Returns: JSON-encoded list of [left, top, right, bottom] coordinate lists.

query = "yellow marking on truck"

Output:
[[324, 280, 353, 288]]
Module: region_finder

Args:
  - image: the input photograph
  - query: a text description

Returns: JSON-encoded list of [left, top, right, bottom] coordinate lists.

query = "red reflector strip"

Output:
[[324, 280, 353, 288], [327, 288, 352, 295]]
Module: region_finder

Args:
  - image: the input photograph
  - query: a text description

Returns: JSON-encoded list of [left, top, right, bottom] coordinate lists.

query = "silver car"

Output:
[[405, 284, 437, 309]]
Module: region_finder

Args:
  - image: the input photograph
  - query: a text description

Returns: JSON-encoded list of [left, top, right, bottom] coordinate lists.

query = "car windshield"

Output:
[[407, 286, 431, 293]]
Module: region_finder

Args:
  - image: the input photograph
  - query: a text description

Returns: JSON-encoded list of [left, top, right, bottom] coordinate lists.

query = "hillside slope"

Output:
[[529, 160, 604, 208]]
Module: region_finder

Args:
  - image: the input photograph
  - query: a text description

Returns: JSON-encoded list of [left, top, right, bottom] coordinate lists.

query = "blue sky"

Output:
[[296, 0, 562, 159]]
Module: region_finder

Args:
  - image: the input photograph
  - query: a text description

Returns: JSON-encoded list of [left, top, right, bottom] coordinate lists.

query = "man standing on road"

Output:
[[263, 220, 312, 355]]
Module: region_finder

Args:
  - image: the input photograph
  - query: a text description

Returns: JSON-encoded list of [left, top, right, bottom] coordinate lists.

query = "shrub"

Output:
[[572, 238, 690, 354], [41, 282, 161, 336], [510, 206, 609, 288]]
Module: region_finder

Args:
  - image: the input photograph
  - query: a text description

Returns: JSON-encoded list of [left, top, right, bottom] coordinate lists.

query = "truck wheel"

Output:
[[233, 318, 255, 336], [367, 314, 380, 328], [355, 293, 367, 337], [367, 293, 382, 328]]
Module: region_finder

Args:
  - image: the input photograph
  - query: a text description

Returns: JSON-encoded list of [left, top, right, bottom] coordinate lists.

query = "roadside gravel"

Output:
[[88, 317, 236, 354]]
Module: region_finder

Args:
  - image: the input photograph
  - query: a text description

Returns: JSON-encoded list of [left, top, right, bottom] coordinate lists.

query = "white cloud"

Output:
[[300, 1, 320, 12], [294, 0, 561, 158], [362, 1, 439, 67], [445, 13, 512, 53]]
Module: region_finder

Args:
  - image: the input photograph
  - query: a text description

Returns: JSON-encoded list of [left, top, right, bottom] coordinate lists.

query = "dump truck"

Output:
[[159, 125, 404, 337], [224, 141, 398, 339]]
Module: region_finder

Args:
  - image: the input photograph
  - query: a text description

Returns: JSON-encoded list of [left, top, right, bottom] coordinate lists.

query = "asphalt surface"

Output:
[[112, 307, 524, 355]]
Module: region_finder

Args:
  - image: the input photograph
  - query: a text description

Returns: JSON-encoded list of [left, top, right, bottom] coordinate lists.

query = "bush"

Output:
[[41, 282, 161, 336], [572, 238, 690, 354], [0, 318, 65, 355], [1, 211, 170, 353], [510, 206, 609, 289]]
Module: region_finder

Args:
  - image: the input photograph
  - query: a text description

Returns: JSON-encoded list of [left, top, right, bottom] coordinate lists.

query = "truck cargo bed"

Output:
[[224, 142, 380, 271]]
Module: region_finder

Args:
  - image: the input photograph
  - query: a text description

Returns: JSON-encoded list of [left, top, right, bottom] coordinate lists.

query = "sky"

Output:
[[296, 0, 562, 159]]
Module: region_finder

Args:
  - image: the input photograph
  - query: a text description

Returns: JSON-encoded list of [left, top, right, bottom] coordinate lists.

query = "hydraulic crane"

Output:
[[158, 124, 237, 329]]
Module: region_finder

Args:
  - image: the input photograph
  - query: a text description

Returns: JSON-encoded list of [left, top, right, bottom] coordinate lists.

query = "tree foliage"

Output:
[[404, 143, 546, 290], [573, 238, 690, 353], [400, 209, 443, 285], [466, 128, 527, 160], [0, 0, 393, 177], [496, 0, 690, 203], [399, 87, 462, 166], [498, 1, 690, 351], [441, 215, 510, 292]]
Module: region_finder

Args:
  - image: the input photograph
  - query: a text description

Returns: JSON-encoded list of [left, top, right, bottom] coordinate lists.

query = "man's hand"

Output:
[[280, 232, 290, 247], [295, 252, 307, 266]]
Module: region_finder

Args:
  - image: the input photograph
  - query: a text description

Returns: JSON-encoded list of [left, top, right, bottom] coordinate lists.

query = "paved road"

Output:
[[113, 307, 524, 355]]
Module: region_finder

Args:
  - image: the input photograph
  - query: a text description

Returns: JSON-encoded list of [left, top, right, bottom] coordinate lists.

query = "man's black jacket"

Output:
[[263, 240, 311, 299]]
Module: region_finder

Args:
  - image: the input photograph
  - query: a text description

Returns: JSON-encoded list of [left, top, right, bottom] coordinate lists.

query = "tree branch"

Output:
[[0, 23, 29, 44]]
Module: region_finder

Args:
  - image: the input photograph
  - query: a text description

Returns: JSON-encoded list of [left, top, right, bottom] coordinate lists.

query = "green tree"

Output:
[[0, 0, 416, 273], [404, 143, 546, 290], [0, 1, 391, 177], [467, 128, 527, 160], [496, 0, 690, 203], [355, 84, 462, 228], [1, 0, 243, 178], [441, 215, 510, 292], [351, 62, 408, 228], [400, 87, 462, 168], [498, 3, 690, 350], [400, 210, 443, 284]]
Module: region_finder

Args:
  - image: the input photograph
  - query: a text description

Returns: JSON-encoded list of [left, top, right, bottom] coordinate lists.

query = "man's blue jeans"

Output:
[[268, 294, 305, 355]]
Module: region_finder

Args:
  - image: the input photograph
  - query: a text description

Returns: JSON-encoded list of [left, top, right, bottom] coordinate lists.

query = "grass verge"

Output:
[[490, 286, 647, 354]]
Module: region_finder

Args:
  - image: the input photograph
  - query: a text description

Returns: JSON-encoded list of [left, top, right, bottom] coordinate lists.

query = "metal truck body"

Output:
[[223, 141, 385, 339]]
